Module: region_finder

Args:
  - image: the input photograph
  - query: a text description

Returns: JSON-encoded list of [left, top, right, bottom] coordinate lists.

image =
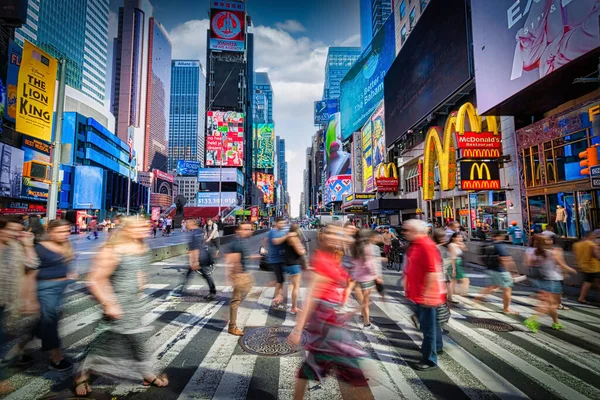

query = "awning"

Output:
[[367, 198, 418, 212]]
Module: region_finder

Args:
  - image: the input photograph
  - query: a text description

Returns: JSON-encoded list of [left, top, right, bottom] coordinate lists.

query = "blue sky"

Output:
[[108, 0, 361, 217]]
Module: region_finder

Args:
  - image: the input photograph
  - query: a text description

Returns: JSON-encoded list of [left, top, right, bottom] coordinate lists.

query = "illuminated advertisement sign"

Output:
[[205, 110, 244, 167], [4, 39, 22, 124], [361, 119, 373, 192], [371, 102, 386, 172], [253, 123, 274, 168], [176, 160, 200, 176], [460, 161, 501, 190], [0, 143, 24, 198], [21, 135, 50, 201], [72, 166, 104, 209], [197, 168, 238, 182], [324, 112, 351, 180], [209, 0, 246, 52], [340, 16, 395, 140], [152, 169, 174, 183], [253, 172, 275, 204], [375, 163, 399, 193], [197, 191, 238, 207], [324, 175, 353, 204], [472, 0, 600, 114], [314, 99, 339, 125]]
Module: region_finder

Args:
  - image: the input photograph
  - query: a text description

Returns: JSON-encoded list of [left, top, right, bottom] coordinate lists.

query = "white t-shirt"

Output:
[[210, 223, 219, 239]]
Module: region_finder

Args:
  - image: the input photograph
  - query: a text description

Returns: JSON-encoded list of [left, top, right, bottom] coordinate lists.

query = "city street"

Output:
[[1, 231, 599, 399]]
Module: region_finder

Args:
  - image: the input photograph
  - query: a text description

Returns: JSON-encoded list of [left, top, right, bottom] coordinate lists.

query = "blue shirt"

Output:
[[507, 226, 523, 245], [267, 229, 286, 263]]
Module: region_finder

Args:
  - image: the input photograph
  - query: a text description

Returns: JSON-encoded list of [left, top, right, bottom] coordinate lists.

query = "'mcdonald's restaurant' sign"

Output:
[[375, 163, 399, 193], [422, 102, 501, 200]]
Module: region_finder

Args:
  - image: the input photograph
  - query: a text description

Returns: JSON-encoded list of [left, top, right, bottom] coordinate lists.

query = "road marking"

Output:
[[212, 355, 257, 400]]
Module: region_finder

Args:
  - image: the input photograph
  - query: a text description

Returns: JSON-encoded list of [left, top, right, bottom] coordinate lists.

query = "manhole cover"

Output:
[[465, 317, 515, 332], [240, 326, 308, 357]]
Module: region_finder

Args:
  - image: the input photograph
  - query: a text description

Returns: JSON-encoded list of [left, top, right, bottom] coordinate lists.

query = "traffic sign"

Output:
[[590, 165, 600, 177], [592, 178, 600, 188]]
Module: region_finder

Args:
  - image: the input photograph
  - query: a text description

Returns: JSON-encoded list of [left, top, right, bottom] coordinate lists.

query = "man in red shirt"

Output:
[[403, 219, 444, 371]]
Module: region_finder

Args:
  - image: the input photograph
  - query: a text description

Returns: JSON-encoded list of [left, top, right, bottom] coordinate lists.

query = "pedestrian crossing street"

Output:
[[3, 280, 600, 400]]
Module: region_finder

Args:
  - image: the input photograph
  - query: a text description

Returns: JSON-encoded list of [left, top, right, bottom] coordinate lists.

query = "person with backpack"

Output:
[[475, 230, 520, 315], [205, 219, 220, 257]]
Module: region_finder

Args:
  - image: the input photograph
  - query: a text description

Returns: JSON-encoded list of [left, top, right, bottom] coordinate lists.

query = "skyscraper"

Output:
[[14, 0, 110, 105], [169, 60, 206, 171], [253, 72, 273, 124], [278, 137, 287, 192], [371, 0, 393, 37], [144, 18, 172, 172], [322, 47, 361, 100], [112, 0, 153, 169]]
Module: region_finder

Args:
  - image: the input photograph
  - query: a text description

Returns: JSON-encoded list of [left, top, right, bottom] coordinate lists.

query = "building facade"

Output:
[[253, 72, 273, 124], [322, 47, 361, 101], [14, 0, 39, 45], [174, 176, 198, 207], [394, 0, 428, 54], [169, 60, 206, 171], [144, 18, 172, 172]]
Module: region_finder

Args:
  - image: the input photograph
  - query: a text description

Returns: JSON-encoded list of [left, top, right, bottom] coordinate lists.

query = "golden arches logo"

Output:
[[376, 163, 398, 179], [470, 163, 491, 180], [423, 102, 499, 200], [462, 148, 501, 158]]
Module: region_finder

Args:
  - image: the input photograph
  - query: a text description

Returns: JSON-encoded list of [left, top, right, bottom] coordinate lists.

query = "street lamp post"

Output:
[[147, 171, 154, 214]]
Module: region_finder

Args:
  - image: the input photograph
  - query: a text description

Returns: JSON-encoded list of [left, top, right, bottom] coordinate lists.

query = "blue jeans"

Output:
[[415, 304, 443, 366], [35, 280, 70, 351], [0, 306, 5, 379]]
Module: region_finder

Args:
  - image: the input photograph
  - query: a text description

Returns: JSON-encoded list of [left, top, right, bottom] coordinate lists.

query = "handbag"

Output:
[[437, 302, 451, 325]]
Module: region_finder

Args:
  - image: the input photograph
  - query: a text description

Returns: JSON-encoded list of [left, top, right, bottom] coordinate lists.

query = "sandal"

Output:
[[143, 373, 169, 388], [558, 304, 569, 310], [73, 379, 91, 396]]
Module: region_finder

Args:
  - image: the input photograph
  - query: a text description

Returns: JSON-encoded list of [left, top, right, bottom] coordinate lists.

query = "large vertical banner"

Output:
[[324, 112, 351, 180], [209, 0, 246, 52], [253, 123, 274, 168], [4, 39, 22, 124], [205, 110, 244, 167], [253, 172, 275, 204], [72, 166, 105, 209], [371, 102, 386, 172], [16, 41, 58, 142], [362, 120, 373, 192]]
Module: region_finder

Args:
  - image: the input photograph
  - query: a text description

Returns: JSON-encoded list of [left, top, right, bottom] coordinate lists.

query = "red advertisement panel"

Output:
[[206, 111, 244, 167], [455, 131, 502, 149]]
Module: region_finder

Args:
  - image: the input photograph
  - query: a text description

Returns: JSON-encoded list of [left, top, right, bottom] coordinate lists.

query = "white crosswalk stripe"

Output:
[[3, 281, 600, 399]]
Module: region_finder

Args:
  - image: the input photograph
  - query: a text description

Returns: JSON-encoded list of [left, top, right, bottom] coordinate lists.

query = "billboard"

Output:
[[0, 143, 24, 198], [314, 99, 339, 125], [209, 0, 246, 52], [324, 112, 351, 180], [153, 169, 174, 196], [460, 161, 501, 190], [212, 59, 245, 108], [21, 135, 50, 201], [324, 175, 353, 204], [361, 119, 373, 192], [253, 123, 274, 168], [176, 160, 200, 176], [197, 191, 238, 207], [197, 167, 239, 182], [72, 166, 104, 209], [340, 16, 395, 140], [4, 39, 22, 124], [205, 110, 244, 167], [253, 172, 275, 204], [384, 0, 471, 147], [371, 103, 386, 171], [472, 0, 600, 113], [16, 41, 58, 142]]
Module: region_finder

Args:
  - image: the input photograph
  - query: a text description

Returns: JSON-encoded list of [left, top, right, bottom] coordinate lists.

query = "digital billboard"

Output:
[[340, 15, 395, 140], [212, 59, 245, 109], [384, 0, 471, 147], [21, 135, 50, 201], [253, 172, 275, 204], [72, 166, 104, 209], [371, 103, 386, 171], [205, 110, 244, 167], [253, 123, 274, 168], [324, 175, 352, 204], [361, 119, 373, 192], [471, 0, 600, 114], [197, 192, 238, 207], [314, 99, 339, 125], [209, 0, 246, 52], [176, 160, 200, 176], [197, 168, 239, 182], [324, 112, 351, 180], [4, 39, 22, 124], [0, 143, 24, 198]]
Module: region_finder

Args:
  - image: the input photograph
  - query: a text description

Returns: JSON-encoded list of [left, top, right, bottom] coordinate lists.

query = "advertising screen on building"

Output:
[[21, 135, 50, 201], [471, 0, 600, 114], [253, 123, 274, 168], [324, 175, 353, 204], [197, 168, 239, 182], [176, 160, 200, 176], [197, 192, 238, 207], [314, 99, 339, 125], [460, 161, 501, 190], [340, 16, 395, 141], [205, 110, 244, 167], [72, 166, 104, 209], [153, 169, 174, 196], [253, 172, 275, 204], [324, 112, 351, 181], [0, 143, 24, 198], [361, 119, 373, 192], [209, 0, 246, 52], [212, 59, 245, 109], [371, 103, 386, 171], [384, 0, 471, 147], [4, 39, 22, 124]]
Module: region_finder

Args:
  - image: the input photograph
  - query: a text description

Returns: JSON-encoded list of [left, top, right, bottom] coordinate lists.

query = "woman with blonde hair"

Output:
[[74, 217, 168, 396]]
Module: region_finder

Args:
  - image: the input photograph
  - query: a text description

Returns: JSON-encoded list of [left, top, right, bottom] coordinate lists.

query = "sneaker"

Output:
[[513, 275, 528, 284], [204, 293, 217, 300], [16, 354, 34, 366], [551, 322, 564, 330], [523, 317, 540, 333], [48, 359, 73, 372], [363, 323, 376, 330]]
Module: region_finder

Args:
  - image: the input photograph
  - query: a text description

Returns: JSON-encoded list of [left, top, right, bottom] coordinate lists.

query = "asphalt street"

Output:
[[3, 230, 600, 399]]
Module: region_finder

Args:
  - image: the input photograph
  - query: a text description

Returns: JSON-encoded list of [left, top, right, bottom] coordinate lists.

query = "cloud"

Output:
[[275, 20, 307, 33], [336, 33, 361, 47], [169, 19, 210, 61]]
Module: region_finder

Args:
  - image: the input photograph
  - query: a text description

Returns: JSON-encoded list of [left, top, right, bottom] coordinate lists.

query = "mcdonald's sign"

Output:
[[423, 102, 500, 200], [461, 148, 501, 159], [460, 161, 500, 190], [375, 163, 399, 193]]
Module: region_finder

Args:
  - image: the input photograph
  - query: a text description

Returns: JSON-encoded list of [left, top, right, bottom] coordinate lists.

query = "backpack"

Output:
[[479, 241, 498, 268]]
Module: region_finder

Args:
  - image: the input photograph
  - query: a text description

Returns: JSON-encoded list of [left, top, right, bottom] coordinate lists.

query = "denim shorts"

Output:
[[285, 265, 301, 276], [534, 280, 563, 294], [487, 270, 513, 288]]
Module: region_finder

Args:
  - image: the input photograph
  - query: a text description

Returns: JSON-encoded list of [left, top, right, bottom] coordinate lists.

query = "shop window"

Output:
[[532, 146, 541, 186], [550, 130, 588, 183], [404, 163, 419, 193], [578, 191, 593, 237], [523, 148, 533, 187], [548, 192, 576, 237], [543, 142, 555, 184], [528, 195, 548, 230]]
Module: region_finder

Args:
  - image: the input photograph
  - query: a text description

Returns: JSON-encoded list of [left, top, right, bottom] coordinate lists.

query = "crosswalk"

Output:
[[2, 280, 600, 399]]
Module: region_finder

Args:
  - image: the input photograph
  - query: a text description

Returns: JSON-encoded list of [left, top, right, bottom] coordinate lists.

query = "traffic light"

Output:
[[579, 145, 600, 175]]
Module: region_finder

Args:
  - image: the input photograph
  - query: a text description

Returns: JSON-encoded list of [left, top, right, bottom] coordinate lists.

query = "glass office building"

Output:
[[168, 60, 206, 171], [253, 72, 274, 124], [322, 47, 361, 100]]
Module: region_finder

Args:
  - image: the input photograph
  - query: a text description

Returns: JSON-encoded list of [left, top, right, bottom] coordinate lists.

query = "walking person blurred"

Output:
[[288, 224, 371, 399], [0, 217, 39, 395], [573, 230, 600, 304], [268, 217, 291, 309], [524, 233, 577, 332], [447, 232, 470, 297], [226, 222, 255, 336], [403, 220, 444, 371], [86, 217, 98, 240], [205, 218, 220, 257], [74, 217, 168, 396], [284, 224, 306, 314], [352, 230, 380, 329]]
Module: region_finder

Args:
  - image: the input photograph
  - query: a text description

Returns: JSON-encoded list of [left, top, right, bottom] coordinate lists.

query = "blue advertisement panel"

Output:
[[197, 168, 238, 182], [324, 174, 353, 204], [314, 99, 339, 125], [72, 166, 104, 209], [176, 160, 201, 176], [21, 135, 50, 201], [4, 39, 22, 124], [340, 16, 395, 140], [324, 113, 351, 181], [196, 192, 238, 207]]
